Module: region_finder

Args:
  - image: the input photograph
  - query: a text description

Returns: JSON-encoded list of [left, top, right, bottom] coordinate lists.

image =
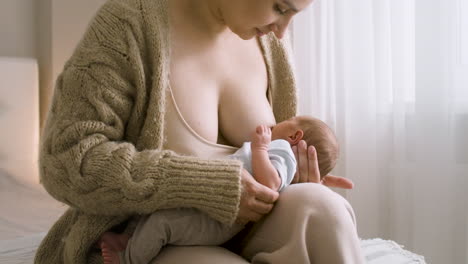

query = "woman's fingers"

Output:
[[238, 170, 279, 223], [291, 141, 355, 189], [307, 145, 321, 183], [254, 181, 279, 204], [297, 140, 308, 183], [250, 198, 275, 214], [248, 185, 277, 221], [321, 175, 355, 189], [291, 145, 299, 184], [295, 140, 321, 183]]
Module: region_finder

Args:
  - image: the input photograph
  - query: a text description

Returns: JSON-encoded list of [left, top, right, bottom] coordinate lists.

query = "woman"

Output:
[[35, 0, 365, 263]]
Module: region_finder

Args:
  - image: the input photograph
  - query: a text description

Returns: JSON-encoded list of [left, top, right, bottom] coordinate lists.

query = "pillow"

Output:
[[0, 57, 39, 186]]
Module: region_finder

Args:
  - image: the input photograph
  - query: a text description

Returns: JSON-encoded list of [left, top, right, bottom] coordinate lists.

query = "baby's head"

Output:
[[271, 116, 339, 178]]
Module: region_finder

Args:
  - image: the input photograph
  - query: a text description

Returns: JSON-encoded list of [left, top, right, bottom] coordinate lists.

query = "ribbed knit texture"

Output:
[[35, 0, 297, 263]]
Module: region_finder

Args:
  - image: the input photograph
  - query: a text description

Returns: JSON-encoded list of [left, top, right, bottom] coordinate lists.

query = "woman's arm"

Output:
[[39, 4, 242, 224], [40, 63, 242, 223]]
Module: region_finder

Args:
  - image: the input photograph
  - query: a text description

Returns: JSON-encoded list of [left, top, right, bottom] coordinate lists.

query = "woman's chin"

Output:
[[230, 28, 256, 40], [239, 34, 255, 40], [235, 32, 254, 40]]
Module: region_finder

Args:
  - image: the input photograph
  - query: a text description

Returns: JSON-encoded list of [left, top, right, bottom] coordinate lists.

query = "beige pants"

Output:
[[151, 183, 365, 264], [121, 208, 244, 263]]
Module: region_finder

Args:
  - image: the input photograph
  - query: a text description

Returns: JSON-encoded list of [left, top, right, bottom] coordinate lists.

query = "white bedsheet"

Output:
[[0, 170, 65, 240], [0, 170, 426, 264], [0, 170, 66, 264]]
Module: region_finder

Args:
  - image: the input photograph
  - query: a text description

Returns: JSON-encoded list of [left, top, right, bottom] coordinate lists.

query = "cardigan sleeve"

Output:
[[38, 3, 242, 225]]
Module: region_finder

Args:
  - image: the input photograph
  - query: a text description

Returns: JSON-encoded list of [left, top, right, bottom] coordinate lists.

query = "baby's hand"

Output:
[[251, 125, 272, 151]]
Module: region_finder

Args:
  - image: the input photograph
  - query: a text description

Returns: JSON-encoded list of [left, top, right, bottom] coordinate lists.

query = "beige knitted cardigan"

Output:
[[35, 0, 297, 263]]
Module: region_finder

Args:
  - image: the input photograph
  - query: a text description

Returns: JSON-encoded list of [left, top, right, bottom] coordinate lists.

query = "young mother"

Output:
[[35, 0, 365, 263]]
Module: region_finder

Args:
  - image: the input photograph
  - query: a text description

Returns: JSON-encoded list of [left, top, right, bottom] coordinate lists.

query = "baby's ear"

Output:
[[289, 130, 304, 145]]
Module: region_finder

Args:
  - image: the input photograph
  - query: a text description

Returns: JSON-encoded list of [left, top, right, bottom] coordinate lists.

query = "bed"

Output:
[[0, 170, 66, 263], [0, 57, 67, 264], [0, 57, 427, 263]]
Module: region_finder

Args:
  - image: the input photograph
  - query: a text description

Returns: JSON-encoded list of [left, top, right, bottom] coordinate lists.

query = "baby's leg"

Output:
[[122, 208, 243, 264], [98, 232, 130, 264]]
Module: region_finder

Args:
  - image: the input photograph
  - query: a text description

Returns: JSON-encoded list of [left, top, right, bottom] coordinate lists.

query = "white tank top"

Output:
[[163, 85, 238, 159]]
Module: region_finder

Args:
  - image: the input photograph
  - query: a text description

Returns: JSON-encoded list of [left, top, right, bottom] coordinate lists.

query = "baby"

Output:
[[99, 115, 339, 264]]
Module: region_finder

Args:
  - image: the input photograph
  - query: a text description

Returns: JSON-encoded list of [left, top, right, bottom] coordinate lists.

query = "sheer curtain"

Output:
[[292, 0, 468, 263]]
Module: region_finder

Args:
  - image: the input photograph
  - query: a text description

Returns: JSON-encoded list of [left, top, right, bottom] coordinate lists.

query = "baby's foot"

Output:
[[101, 241, 121, 264], [98, 232, 130, 264]]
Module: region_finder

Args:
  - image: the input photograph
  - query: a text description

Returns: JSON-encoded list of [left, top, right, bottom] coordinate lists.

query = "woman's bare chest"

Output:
[[169, 37, 276, 147]]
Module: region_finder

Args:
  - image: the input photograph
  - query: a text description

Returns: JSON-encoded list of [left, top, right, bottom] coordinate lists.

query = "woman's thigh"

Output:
[[238, 183, 364, 264]]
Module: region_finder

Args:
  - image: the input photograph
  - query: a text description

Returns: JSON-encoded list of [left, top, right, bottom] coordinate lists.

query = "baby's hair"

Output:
[[294, 116, 340, 179]]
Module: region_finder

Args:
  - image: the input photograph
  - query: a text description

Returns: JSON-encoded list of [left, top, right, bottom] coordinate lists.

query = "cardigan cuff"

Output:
[[160, 154, 243, 225]]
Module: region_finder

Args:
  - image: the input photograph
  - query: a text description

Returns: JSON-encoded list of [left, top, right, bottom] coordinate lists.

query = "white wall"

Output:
[[0, 0, 37, 58], [37, 0, 52, 131], [50, 0, 107, 85], [41, 0, 106, 129], [0, 0, 106, 129]]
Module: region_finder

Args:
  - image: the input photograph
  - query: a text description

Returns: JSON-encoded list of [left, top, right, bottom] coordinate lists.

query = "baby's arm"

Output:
[[251, 125, 281, 190]]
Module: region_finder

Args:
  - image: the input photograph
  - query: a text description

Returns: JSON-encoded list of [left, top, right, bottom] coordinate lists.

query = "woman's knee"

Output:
[[277, 183, 356, 226]]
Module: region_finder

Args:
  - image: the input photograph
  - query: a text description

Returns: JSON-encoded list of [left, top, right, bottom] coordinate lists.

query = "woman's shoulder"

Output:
[[91, 0, 145, 34], [78, 0, 168, 48], [68, 0, 162, 65], [67, 0, 142, 50], [99, 0, 143, 17], [97, 0, 167, 25]]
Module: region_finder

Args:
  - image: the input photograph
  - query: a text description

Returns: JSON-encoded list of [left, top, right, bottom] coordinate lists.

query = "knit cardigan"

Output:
[[35, 0, 297, 263]]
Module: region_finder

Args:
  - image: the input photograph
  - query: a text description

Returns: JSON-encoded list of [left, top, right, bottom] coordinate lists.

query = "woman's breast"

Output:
[[165, 75, 276, 157], [167, 35, 276, 154], [217, 80, 276, 147], [163, 88, 238, 159]]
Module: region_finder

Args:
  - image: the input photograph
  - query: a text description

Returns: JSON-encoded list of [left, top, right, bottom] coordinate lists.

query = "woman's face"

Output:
[[220, 0, 313, 40]]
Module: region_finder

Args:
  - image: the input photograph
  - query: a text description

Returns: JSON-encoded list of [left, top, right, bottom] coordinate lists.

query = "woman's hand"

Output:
[[291, 140, 354, 189], [236, 169, 279, 225]]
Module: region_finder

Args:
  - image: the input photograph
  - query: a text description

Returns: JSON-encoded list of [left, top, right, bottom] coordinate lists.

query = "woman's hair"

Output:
[[294, 116, 340, 179]]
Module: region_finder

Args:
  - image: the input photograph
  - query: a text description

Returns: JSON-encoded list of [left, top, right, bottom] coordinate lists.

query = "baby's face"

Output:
[[271, 118, 299, 141]]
